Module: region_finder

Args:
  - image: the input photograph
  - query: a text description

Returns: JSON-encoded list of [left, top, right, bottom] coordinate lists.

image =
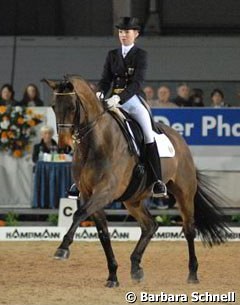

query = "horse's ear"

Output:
[[41, 79, 58, 90]]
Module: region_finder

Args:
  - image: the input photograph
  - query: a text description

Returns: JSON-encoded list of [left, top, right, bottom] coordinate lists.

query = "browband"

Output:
[[54, 92, 76, 96]]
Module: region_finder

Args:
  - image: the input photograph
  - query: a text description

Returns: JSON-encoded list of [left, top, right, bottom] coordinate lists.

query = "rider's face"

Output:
[[118, 29, 139, 46]]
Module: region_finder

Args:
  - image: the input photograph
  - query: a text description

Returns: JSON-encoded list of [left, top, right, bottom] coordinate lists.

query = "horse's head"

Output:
[[43, 76, 103, 149], [43, 78, 80, 148]]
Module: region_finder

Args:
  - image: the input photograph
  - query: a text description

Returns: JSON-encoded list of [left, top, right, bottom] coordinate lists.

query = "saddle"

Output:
[[109, 107, 157, 202], [109, 108, 145, 160]]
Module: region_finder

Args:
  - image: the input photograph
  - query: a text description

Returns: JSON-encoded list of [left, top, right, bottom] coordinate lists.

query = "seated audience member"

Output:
[[32, 126, 57, 163], [32, 126, 72, 163], [189, 88, 205, 107], [143, 86, 158, 107], [21, 84, 44, 107], [0, 84, 18, 106], [210, 89, 230, 107], [157, 85, 178, 108], [172, 83, 192, 107]]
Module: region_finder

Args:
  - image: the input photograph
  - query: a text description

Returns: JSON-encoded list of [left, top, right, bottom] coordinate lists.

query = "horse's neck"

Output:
[[74, 114, 112, 167]]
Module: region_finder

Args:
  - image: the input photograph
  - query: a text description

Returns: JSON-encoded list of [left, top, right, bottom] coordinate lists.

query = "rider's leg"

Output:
[[120, 95, 167, 197], [145, 141, 167, 197]]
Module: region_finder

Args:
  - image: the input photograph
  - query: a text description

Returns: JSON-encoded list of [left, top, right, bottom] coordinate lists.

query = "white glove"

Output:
[[96, 91, 104, 100], [105, 95, 121, 108]]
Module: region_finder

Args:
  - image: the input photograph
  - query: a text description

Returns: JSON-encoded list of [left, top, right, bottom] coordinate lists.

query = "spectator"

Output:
[[0, 84, 18, 106], [32, 126, 57, 163], [189, 88, 205, 107], [157, 85, 178, 108], [21, 84, 44, 107], [210, 89, 230, 107], [143, 86, 159, 107], [32, 125, 72, 163], [172, 83, 192, 107]]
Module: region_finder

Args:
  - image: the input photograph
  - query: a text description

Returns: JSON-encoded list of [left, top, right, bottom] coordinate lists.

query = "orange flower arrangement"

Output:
[[0, 220, 6, 227], [1, 131, 8, 139], [13, 150, 23, 158], [17, 117, 24, 125], [28, 119, 36, 127], [0, 106, 42, 158], [0, 106, 7, 114], [26, 108, 33, 115]]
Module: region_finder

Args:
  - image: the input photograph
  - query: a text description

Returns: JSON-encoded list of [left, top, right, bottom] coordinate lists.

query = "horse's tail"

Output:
[[194, 170, 230, 247]]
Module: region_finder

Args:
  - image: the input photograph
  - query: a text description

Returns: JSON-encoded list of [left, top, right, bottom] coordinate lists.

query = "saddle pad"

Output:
[[154, 132, 175, 157], [125, 122, 175, 158]]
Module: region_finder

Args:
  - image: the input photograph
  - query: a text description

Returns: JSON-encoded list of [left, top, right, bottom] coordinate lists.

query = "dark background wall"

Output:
[[0, 0, 113, 36], [160, 0, 240, 34], [1, 0, 240, 35]]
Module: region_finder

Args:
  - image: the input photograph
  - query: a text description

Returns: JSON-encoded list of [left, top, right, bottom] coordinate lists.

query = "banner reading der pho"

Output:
[[152, 108, 240, 146]]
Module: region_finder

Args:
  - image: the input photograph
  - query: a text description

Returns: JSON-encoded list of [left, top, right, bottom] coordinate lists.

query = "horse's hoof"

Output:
[[105, 280, 119, 288], [131, 268, 144, 283], [187, 274, 199, 284], [54, 248, 70, 260]]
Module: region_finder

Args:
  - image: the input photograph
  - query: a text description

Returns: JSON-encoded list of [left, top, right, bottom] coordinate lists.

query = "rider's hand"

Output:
[[105, 95, 120, 108], [96, 91, 104, 100]]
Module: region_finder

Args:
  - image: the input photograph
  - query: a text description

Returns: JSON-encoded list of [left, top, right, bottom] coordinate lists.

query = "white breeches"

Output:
[[119, 95, 154, 143]]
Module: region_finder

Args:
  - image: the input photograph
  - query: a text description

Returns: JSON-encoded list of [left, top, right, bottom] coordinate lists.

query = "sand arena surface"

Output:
[[0, 241, 239, 305]]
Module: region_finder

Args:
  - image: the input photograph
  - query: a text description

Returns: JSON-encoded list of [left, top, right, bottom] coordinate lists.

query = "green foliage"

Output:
[[231, 214, 240, 223], [5, 212, 19, 226], [155, 215, 172, 226], [47, 214, 58, 226]]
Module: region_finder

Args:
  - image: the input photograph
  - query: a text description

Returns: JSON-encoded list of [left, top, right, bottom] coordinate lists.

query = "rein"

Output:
[[53, 91, 107, 144]]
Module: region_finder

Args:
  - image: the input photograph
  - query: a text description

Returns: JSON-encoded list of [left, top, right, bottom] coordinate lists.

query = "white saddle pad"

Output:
[[126, 121, 175, 158], [154, 132, 175, 158]]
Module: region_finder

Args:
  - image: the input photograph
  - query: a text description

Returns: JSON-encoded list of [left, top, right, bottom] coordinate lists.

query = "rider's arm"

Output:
[[97, 51, 113, 96], [118, 49, 147, 104]]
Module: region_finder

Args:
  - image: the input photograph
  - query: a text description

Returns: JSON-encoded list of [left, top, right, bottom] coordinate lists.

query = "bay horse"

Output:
[[44, 76, 229, 288]]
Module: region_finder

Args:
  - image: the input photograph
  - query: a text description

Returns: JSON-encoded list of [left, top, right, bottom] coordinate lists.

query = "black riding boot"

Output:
[[146, 141, 167, 198]]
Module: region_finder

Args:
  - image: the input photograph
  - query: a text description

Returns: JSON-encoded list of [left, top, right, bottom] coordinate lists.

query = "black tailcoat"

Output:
[[98, 46, 147, 103]]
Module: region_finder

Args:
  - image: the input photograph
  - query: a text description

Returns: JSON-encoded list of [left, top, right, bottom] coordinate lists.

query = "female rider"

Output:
[[96, 17, 167, 197]]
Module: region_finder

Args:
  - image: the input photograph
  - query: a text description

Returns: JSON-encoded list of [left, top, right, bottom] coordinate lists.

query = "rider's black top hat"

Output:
[[115, 17, 141, 30]]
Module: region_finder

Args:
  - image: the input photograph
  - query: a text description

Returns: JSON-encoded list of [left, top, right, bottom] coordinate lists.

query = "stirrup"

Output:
[[152, 180, 168, 198], [67, 184, 80, 200]]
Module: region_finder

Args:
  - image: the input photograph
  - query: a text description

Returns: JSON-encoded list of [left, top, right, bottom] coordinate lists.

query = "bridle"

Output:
[[53, 91, 107, 144]]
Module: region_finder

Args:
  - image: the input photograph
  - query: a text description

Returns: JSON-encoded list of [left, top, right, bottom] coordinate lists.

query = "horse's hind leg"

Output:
[[92, 210, 119, 288], [175, 190, 199, 284], [124, 200, 158, 282]]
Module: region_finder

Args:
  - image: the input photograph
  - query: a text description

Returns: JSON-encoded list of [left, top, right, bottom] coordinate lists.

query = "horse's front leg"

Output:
[[54, 198, 87, 260], [92, 210, 119, 288], [54, 181, 117, 274]]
